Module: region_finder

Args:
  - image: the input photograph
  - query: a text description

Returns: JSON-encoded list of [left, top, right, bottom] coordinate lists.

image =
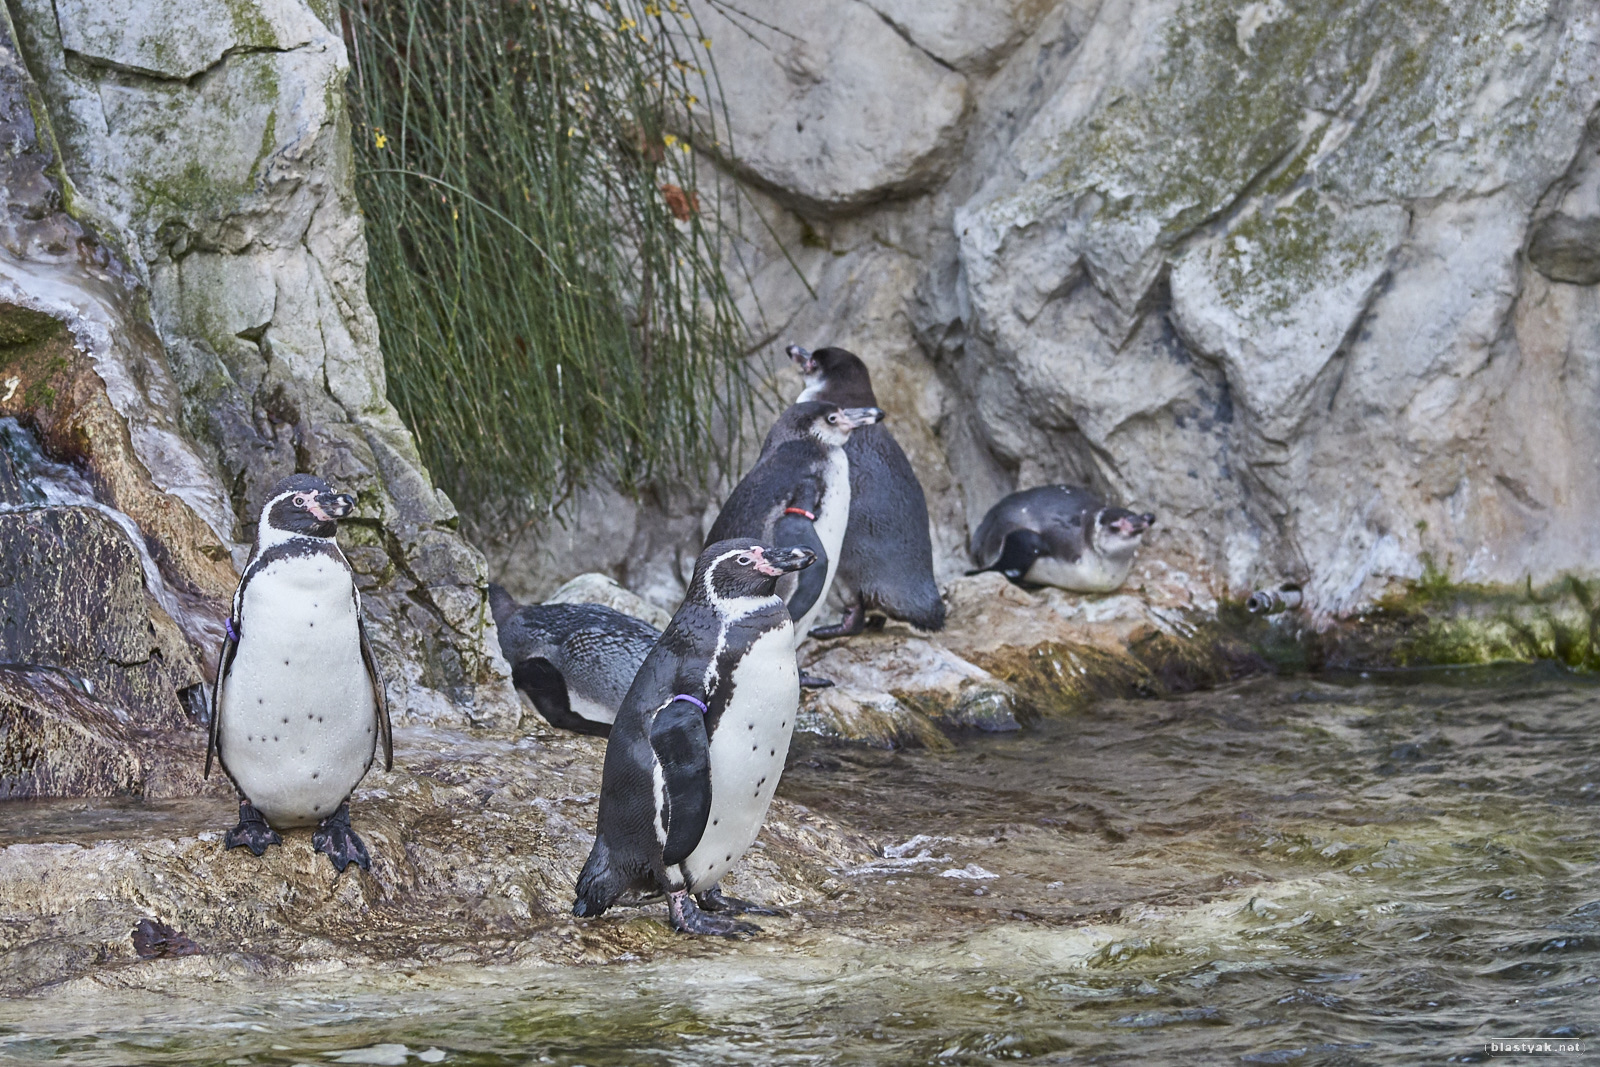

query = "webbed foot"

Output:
[[223, 801, 281, 857], [668, 889, 760, 937], [311, 803, 372, 873], [696, 883, 785, 916], [799, 672, 835, 689], [809, 599, 866, 639]]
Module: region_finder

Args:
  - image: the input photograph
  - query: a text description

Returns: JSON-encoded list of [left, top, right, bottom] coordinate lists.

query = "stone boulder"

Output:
[[686, 0, 969, 212]]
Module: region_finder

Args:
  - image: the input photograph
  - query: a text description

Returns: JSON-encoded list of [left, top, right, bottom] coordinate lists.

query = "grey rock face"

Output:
[[689, 0, 1600, 622], [686, 0, 969, 212], [3, 0, 517, 726]]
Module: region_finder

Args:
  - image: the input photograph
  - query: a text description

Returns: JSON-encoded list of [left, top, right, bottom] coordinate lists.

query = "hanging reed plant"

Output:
[[342, 0, 749, 526]]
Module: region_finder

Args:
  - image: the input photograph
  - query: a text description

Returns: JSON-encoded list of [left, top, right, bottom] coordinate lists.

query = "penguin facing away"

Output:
[[706, 400, 884, 650], [490, 583, 661, 738], [206, 473, 392, 872], [970, 485, 1156, 592], [573, 538, 815, 937], [788, 345, 945, 637]]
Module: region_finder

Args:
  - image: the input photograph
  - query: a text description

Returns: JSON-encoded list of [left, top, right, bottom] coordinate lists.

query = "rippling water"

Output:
[[2, 667, 1597, 1064]]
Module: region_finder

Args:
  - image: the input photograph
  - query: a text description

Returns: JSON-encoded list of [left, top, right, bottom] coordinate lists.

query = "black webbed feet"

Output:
[[696, 883, 785, 916], [223, 800, 282, 857], [311, 802, 372, 873], [668, 889, 760, 937], [809, 598, 866, 639]]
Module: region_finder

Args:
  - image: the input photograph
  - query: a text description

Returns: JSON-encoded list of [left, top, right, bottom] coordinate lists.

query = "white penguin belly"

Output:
[[682, 625, 799, 892], [793, 449, 851, 645], [1025, 551, 1134, 593], [219, 556, 377, 828], [568, 688, 617, 726]]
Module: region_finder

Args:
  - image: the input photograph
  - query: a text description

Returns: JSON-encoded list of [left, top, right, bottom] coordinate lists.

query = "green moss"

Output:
[[1211, 189, 1390, 319], [0, 305, 64, 347]]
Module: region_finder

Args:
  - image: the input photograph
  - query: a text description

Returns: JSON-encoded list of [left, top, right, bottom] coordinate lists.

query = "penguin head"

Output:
[[777, 400, 885, 449], [1095, 508, 1155, 557], [260, 474, 355, 542], [788, 344, 878, 406], [693, 538, 816, 606]]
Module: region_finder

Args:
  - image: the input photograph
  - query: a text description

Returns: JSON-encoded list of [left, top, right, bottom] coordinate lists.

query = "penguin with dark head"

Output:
[[787, 345, 945, 637], [206, 473, 392, 872], [970, 485, 1155, 592], [706, 399, 883, 683], [573, 538, 815, 936], [491, 584, 661, 737]]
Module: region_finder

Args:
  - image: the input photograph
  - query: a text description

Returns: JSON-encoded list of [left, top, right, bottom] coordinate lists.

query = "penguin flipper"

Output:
[[358, 614, 393, 772], [650, 697, 712, 868], [205, 610, 240, 780], [773, 512, 828, 626]]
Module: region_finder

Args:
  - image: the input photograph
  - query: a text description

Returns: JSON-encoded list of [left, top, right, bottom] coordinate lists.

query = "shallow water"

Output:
[[3, 667, 1598, 1064]]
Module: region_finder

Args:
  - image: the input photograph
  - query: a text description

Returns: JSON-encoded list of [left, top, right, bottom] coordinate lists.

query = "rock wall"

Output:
[[576, 0, 1598, 623], [0, 0, 517, 726]]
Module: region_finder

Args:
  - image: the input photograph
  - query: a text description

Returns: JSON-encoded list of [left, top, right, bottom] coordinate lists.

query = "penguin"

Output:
[[205, 473, 392, 872], [970, 485, 1156, 592], [572, 538, 815, 937], [489, 583, 660, 738], [788, 345, 946, 637], [706, 400, 884, 655]]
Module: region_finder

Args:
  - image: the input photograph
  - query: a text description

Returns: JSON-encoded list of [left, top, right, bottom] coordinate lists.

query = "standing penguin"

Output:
[[490, 584, 660, 738], [573, 538, 815, 936], [970, 485, 1156, 592], [788, 345, 945, 637], [706, 401, 883, 650], [206, 473, 392, 872]]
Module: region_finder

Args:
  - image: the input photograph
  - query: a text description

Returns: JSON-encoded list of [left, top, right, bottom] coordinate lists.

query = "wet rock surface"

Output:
[[0, 726, 873, 996], [0, 506, 202, 728]]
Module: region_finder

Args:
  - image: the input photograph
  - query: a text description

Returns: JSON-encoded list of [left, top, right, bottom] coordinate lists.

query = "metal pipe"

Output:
[[1246, 584, 1303, 615]]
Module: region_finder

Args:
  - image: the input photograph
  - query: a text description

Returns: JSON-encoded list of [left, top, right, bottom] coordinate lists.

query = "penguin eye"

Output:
[[826, 414, 840, 424], [292, 493, 311, 509], [736, 554, 753, 566]]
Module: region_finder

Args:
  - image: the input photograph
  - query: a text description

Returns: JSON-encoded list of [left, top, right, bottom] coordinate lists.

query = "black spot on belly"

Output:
[[273, 735, 279, 741], [725, 854, 731, 861], [282, 717, 288, 724], [712, 818, 718, 826], [308, 713, 314, 719], [781, 721, 786, 728], [257, 699, 263, 705], [770, 749, 775, 757], [752, 744, 758, 752], [314, 804, 321, 812], [747, 723, 754, 731], [312, 772, 319, 778], [284, 660, 290, 665]]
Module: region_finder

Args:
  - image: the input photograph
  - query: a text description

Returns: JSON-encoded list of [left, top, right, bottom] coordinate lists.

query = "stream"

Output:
[[1, 666, 1596, 1064]]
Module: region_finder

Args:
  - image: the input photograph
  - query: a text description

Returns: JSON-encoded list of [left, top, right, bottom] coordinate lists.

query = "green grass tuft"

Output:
[[342, 0, 751, 527]]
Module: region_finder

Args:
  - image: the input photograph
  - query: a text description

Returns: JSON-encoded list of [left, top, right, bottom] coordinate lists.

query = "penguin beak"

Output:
[[324, 493, 355, 520], [836, 406, 885, 430], [1112, 513, 1154, 536], [760, 546, 816, 574], [786, 344, 818, 375]]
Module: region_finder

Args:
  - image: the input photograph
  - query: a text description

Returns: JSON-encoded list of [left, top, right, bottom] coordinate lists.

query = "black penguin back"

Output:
[[837, 424, 944, 630]]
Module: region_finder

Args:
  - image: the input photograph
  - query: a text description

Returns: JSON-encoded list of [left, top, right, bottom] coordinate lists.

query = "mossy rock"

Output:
[[972, 641, 1160, 717]]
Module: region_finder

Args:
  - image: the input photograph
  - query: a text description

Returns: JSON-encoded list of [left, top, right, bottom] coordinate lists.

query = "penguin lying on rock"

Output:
[[971, 485, 1155, 592], [489, 584, 661, 737], [206, 473, 392, 872], [573, 538, 814, 937], [788, 345, 945, 637], [707, 400, 883, 685]]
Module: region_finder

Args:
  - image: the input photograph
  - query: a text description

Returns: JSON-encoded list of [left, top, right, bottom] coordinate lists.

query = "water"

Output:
[[0, 417, 190, 628], [2, 667, 1597, 1064]]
